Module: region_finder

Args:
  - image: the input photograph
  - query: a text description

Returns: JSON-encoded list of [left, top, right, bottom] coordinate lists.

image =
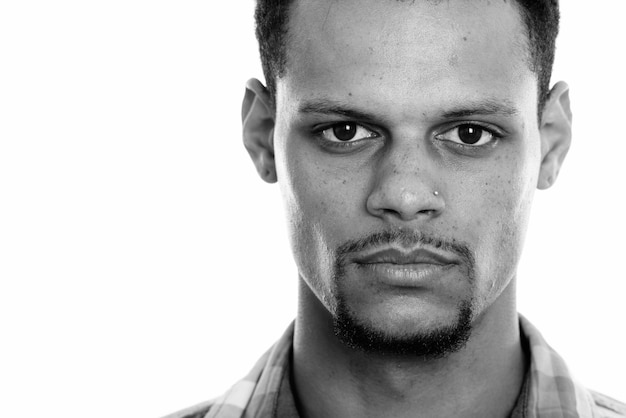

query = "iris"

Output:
[[333, 123, 357, 141], [458, 125, 483, 144]]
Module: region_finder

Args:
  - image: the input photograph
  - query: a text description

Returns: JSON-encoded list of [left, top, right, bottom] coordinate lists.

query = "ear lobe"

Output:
[[242, 78, 277, 183], [537, 81, 573, 190]]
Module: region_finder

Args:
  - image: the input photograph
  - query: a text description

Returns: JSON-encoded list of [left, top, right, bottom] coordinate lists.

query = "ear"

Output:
[[242, 78, 277, 183], [537, 81, 572, 190]]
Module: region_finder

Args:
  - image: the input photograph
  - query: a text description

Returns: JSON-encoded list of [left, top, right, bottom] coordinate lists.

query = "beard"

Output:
[[330, 229, 476, 359], [333, 297, 473, 358]]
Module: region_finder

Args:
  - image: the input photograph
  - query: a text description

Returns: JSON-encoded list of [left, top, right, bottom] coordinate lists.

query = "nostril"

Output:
[[366, 185, 445, 221]]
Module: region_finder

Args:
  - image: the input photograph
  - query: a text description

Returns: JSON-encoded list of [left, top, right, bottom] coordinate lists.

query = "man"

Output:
[[167, 0, 625, 417]]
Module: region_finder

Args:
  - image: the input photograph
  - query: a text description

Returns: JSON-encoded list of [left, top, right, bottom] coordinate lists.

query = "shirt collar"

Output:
[[520, 315, 596, 418], [206, 316, 596, 418]]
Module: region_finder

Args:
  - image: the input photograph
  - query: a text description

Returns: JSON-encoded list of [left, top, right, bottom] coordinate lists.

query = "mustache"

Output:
[[335, 229, 475, 275]]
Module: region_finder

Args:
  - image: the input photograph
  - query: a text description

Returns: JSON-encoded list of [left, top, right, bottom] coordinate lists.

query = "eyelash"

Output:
[[311, 121, 505, 150], [311, 122, 380, 149], [435, 122, 505, 148]]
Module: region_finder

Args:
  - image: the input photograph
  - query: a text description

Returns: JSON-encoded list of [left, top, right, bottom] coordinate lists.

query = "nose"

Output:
[[366, 145, 445, 222]]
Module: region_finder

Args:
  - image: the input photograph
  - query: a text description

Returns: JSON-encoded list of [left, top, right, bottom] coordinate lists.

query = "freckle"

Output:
[[463, 36, 467, 41], [342, 179, 347, 184], [348, 92, 352, 96], [379, 76, 383, 80]]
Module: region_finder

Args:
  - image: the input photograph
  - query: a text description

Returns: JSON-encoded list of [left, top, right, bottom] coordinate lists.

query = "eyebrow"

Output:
[[440, 99, 520, 119], [298, 98, 520, 122], [298, 99, 381, 124]]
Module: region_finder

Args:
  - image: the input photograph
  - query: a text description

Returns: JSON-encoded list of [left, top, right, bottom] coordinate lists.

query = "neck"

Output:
[[292, 278, 526, 418]]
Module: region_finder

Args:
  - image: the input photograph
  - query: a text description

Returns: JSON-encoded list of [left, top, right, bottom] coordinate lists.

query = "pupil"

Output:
[[458, 125, 482, 144], [333, 123, 357, 141]]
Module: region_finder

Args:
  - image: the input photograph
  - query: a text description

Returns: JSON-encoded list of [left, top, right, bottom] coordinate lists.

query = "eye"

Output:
[[320, 122, 379, 143], [436, 124, 498, 146]]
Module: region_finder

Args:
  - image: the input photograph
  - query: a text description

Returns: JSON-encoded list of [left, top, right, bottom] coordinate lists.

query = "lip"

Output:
[[352, 247, 459, 287], [353, 247, 458, 266]]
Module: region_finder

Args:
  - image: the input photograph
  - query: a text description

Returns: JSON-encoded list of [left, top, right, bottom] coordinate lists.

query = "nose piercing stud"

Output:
[[433, 191, 439, 196]]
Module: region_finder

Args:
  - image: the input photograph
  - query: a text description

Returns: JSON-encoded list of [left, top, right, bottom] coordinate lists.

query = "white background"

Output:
[[1, 1, 624, 417]]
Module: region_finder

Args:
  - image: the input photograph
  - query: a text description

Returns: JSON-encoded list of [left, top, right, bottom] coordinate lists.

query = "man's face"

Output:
[[273, 0, 542, 353]]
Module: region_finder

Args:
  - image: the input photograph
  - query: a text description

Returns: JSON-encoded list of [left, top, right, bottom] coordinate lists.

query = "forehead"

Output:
[[278, 0, 535, 118]]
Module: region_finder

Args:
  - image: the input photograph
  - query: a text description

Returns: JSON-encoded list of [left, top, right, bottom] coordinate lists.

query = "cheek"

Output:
[[274, 133, 364, 309], [277, 132, 368, 240], [280, 148, 347, 233], [464, 143, 540, 304]]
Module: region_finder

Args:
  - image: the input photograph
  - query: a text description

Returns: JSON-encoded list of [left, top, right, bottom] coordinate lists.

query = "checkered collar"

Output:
[[203, 316, 598, 418]]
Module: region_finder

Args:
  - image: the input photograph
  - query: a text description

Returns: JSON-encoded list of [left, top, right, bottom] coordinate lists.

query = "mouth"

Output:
[[354, 247, 458, 265], [352, 247, 459, 287]]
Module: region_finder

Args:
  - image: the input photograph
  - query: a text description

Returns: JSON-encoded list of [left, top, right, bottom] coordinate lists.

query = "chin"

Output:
[[332, 297, 474, 358]]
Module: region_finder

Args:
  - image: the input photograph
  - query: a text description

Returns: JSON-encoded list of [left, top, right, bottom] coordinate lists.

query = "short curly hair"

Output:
[[254, 0, 559, 115]]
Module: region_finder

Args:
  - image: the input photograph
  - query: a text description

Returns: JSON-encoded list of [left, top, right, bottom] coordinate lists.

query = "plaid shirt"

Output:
[[164, 315, 625, 418]]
